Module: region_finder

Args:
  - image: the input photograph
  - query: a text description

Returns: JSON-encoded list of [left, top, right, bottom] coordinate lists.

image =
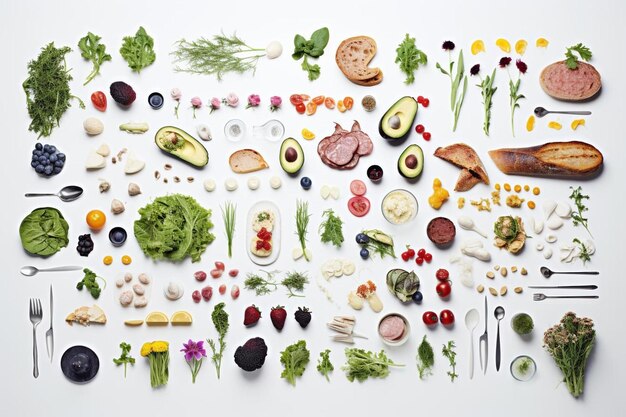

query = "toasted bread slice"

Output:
[[229, 149, 269, 173], [488, 141, 603, 178], [434, 143, 489, 190], [540, 61, 601, 101], [336, 36, 381, 81], [350, 70, 384, 86], [66, 305, 107, 326]]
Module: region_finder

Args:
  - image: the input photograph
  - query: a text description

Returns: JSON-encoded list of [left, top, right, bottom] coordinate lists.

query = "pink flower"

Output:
[[210, 97, 221, 114], [190, 96, 202, 119], [246, 94, 261, 109], [223, 93, 239, 107], [181, 339, 207, 362], [269, 95, 282, 112], [170, 88, 182, 101]]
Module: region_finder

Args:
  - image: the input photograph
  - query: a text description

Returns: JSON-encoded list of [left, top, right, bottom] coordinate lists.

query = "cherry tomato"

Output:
[[312, 95, 325, 105], [436, 280, 452, 298], [422, 98, 430, 107], [324, 97, 336, 109], [415, 124, 425, 134], [86, 209, 106, 230], [417, 248, 426, 258], [306, 101, 317, 115], [337, 100, 346, 113], [424, 252, 433, 262], [295, 102, 306, 114], [440, 309, 455, 326], [422, 311, 438, 326], [215, 261, 225, 271], [436, 268, 450, 281], [416, 257, 424, 265], [347, 196, 371, 217], [423, 132, 432, 141], [290, 94, 303, 105], [192, 290, 202, 303], [417, 95, 425, 104], [194, 271, 207, 282], [350, 179, 367, 196], [401, 252, 410, 262], [91, 91, 107, 112], [219, 284, 227, 295], [343, 96, 354, 110], [299, 94, 311, 101], [406, 247, 415, 258]]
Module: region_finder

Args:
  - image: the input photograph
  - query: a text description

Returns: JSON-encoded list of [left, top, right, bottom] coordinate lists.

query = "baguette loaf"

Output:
[[540, 61, 601, 101], [488, 141, 603, 178], [229, 149, 269, 173]]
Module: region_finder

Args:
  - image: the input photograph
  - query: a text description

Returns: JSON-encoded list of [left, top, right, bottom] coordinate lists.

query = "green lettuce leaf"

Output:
[[19, 207, 69, 256]]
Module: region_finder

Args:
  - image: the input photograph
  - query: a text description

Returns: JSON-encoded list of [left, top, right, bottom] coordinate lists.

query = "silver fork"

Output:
[[29, 298, 43, 378], [533, 293, 599, 301]]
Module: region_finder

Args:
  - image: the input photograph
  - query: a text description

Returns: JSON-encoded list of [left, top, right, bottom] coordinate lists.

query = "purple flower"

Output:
[[246, 94, 261, 109], [223, 93, 239, 107], [181, 339, 207, 362], [269, 95, 282, 112], [516, 59, 528, 74], [442, 41, 455, 51], [470, 64, 480, 76], [499, 57, 512, 68]]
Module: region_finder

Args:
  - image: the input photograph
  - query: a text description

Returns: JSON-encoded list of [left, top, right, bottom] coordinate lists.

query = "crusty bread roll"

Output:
[[488, 141, 603, 178], [434, 143, 489, 191], [229, 149, 269, 173], [540, 61, 601, 101]]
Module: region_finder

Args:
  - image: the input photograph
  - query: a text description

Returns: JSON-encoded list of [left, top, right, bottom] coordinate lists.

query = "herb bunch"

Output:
[[76, 268, 106, 299], [23, 43, 84, 138], [436, 41, 468, 132], [317, 349, 334, 382], [120, 26, 156, 73], [295, 200, 311, 261], [500, 57, 527, 137], [569, 186, 592, 237], [442, 340, 458, 382], [207, 302, 229, 379], [78, 32, 111, 85], [244, 270, 279, 295], [573, 238, 593, 264], [565, 43, 592, 69], [280, 271, 309, 298], [112, 342, 135, 378], [416, 335, 434, 379], [319, 209, 344, 248], [342, 348, 404, 382], [292, 27, 330, 81], [470, 64, 497, 136], [280, 340, 310, 386], [395, 33, 428, 84], [221, 201, 236, 258]]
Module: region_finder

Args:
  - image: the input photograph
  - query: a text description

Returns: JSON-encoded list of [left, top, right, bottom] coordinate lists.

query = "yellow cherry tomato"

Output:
[[86, 209, 106, 231], [121, 255, 132, 265], [103, 256, 113, 265], [471, 40, 485, 55], [496, 38, 511, 53]]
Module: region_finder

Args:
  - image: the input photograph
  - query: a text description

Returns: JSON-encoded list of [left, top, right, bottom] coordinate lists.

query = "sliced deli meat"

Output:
[[318, 122, 372, 170], [379, 315, 405, 340], [325, 135, 359, 165], [540, 61, 601, 101]]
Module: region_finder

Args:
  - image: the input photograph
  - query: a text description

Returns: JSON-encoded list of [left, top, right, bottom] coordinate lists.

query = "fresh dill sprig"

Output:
[[319, 209, 344, 248], [281, 271, 309, 298], [244, 270, 280, 296]]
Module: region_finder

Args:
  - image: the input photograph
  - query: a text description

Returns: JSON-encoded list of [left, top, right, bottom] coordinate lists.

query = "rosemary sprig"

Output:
[[296, 200, 311, 261], [569, 186, 592, 237], [171, 33, 266, 80], [436, 43, 467, 132], [221, 201, 236, 258]]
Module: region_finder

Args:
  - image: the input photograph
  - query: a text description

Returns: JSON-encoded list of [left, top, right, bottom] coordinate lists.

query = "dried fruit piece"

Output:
[[486, 271, 495, 279], [511, 266, 518, 273], [571, 119, 585, 130], [476, 284, 485, 293], [471, 40, 485, 55], [500, 286, 508, 296], [515, 40, 528, 55], [548, 121, 562, 130], [496, 38, 511, 53], [521, 267, 528, 275], [489, 287, 498, 296], [526, 115, 535, 131], [528, 201, 536, 209], [500, 267, 508, 277], [514, 287, 523, 294], [536, 38, 549, 48]]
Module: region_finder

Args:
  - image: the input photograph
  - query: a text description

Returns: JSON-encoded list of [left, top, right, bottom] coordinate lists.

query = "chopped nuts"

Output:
[[477, 284, 485, 293], [471, 198, 491, 212], [500, 286, 508, 296], [489, 287, 498, 296], [486, 271, 495, 279], [99, 180, 111, 193], [154, 170, 161, 180], [164, 163, 172, 170], [514, 287, 523, 294], [500, 267, 508, 277], [521, 267, 528, 275], [511, 266, 518, 273], [458, 197, 466, 209]]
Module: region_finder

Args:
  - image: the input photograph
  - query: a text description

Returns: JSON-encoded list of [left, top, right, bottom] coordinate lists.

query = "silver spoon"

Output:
[[465, 308, 479, 379], [25, 185, 83, 202], [540, 266, 599, 278], [494, 306, 505, 372], [534, 106, 591, 118], [20, 265, 83, 277]]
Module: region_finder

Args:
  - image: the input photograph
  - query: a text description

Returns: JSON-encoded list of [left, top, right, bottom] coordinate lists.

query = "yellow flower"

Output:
[[140, 342, 153, 357], [152, 341, 169, 353]]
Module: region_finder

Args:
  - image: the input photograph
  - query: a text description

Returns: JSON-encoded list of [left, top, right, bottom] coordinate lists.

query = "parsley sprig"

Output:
[[113, 342, 135, 379], [569, 186, 592, 237], [395, 33, 428, 84], [319, 209, 344, 248], [565, 43, 592, 70]]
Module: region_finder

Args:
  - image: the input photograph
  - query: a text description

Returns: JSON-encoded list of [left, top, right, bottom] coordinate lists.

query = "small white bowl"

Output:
[[378, 313, 411, 346], [381, 189, 418, 225]]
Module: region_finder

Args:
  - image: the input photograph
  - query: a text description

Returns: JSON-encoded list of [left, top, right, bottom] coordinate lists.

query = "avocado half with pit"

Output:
[[398, 144, 424, 179], [379, 96, 418, 141], [154, 126, 208, 168], [279, 137, 304, 174]]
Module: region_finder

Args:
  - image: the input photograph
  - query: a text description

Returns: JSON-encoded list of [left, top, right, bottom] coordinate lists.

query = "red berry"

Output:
[[417, 248, 426, 258], [422, 311, 438, 326], [416, 257, 424, 265], [407, 248, 416, 258], [219, 284, 227, 295], [201, 286, 213, 301], [401, 252, 410, 261], [270, 305, 287, 331], [423, 132, 432, 141], [424, 253, 433, 262], [192, 290, 202, 303], [210, 269, 223, 278], [244, 305, 262, 326], [230, 285, 240, 299], [415, 124, 425, 134], [417, 95, 425, 104], [228, 269, 239, 277], [215, 261, 225, 271], [263, 241, 272, 251], [194, 271, 207, 282], [422, 98, 430, 107], [436, 268, 450, 281]]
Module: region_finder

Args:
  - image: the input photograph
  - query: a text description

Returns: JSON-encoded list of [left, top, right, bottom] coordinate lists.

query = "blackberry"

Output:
[[76, 234, 94, 257], [294, 307, 312, 328]]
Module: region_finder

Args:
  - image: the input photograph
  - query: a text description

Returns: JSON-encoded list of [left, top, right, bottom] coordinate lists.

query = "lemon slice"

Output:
[[170, 310, 193, 325], [536, 38, 549, 48], [515, 40, 528, 55], [526, 115, 535, 132], [548, 121, 562, 130], [471, 40, 485, 55], [145, 311, 169, 326], [124, 319, 144, 326], [301, 128, 315, 140], [496, 38, 511, 53]]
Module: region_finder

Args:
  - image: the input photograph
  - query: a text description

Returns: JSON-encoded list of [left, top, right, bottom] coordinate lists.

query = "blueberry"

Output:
[[35, 164, 45, 173], [34, 150, 42, 157], [43, 152, 50, 158], [300, 177, 312, 190], [54, 160, 63, 167], [43, 144, 50, 152], [31, 160, 38, 168], [58, 153, 66, 161], [53, 167, 62, 174], [31, 154, 38, 161], [355, 233, 370, 244], [360, 247, 370, 259], [49, 145, 56, 153], [38, 156, 46, 163], [49, 154, 57, 162], [35, 143, 43, 151], [412, 291, 423, 303], [44, 166, 53, 175]]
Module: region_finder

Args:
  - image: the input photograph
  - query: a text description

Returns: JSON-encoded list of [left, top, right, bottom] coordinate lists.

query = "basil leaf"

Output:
[[310, 27, 329, 51]]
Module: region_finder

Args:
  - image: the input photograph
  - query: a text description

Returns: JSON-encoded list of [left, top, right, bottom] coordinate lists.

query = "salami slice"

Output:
[[325, 135, 359, 166], [379, 315, 405, 340]]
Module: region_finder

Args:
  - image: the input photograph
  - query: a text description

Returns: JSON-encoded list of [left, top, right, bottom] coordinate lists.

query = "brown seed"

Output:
[[500, 286, 508, 296], [486, 271, 495, 279], [521, 267, 528, 276], [489, 287, 498, 296], [187, 176, 194, 183], [511, 266, 518, 273], [514, 287, 523, 294], [163, 178, 169, 183], [112, 157, 117, 164], [493, 265, 500, 271], [500, 267, 508, 277], [154, 170, 161, 180], [164, 164, 172, 170], [476, 284, 485, 293], [174, 176, 181, 183]]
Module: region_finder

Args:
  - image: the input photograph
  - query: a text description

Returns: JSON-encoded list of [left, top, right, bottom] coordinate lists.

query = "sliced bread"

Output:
[[229, 149, 269, 173], [336, 36, 381, 81]]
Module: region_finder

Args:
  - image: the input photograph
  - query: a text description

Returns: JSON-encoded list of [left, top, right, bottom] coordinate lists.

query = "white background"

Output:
[[1, 0, 625, 416]]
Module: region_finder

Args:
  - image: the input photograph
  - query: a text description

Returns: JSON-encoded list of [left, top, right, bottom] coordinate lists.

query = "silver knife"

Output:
[[45, 285, 53, 361], [478, 296, 488, 374]]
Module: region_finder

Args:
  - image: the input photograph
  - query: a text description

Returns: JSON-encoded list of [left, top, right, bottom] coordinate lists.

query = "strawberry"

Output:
[[262, 241, 272, 251], [270, 305, 287, 330], [243, 305, 261, 326], [294, 307, 312, 328]]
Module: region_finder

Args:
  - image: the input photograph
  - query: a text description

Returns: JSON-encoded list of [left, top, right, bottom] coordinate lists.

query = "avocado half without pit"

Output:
[[379, 96, 418, 141], [154, 126, 209, 168], [279, 137, 304, 174], [398, 144, 424, 179]]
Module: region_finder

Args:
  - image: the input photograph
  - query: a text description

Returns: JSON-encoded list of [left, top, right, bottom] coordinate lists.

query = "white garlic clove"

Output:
[[247, 177, 260, 190], [532, 218, 544, 234], [555, 202, 572, 218], [224, 178, 238, 191], [545, 234, 558, 243], [543, 248, 553, 259], [543, 200, 557, 220], [320, 185, 330, 199], [546, 216, 564, 230], [203, 178, 216, 192], [536, 243, 544, 251]]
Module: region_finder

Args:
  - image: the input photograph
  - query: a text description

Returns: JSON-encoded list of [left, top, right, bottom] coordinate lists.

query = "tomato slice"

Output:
[[306, 101, 317, 116], [343, 96, 354, 110], [295, 102, 306, 114], [324, 97, 336, 109], [312, 95, 325, 105], [299, 94, 311, 101], [347, 196, 371, 217], [289, 94, 303, 105], [349, 179, 367, 196], [91, 91, 107, 112]]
